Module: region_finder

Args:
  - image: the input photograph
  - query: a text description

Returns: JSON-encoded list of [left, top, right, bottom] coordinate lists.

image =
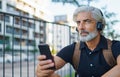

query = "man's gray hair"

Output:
[[73, 6, 106, 29]]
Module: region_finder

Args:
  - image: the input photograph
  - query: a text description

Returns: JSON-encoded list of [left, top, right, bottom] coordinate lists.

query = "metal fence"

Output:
[[0, 12, 75, 77]]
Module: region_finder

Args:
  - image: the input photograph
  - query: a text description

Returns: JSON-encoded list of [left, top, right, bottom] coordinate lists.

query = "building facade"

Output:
[[0, 0, 51, 52], [0, 0, 78, 53]]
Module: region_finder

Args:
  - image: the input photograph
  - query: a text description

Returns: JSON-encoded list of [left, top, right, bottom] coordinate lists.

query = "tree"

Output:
[[52, 0, 98, 6], [102, 6, 120, 40]]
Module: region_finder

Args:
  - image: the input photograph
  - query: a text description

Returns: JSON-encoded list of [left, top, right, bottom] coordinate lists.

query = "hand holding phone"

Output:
[[38, 44, 56, 70]]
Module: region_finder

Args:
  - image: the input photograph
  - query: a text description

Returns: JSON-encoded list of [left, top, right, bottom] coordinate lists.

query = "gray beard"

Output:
[[79, 29, 98, 42]]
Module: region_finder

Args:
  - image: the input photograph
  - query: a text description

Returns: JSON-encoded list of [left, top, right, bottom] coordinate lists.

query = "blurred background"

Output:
[[0, 0, 120, 77]]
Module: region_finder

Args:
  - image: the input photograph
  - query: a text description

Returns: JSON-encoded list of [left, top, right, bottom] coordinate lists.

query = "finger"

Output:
[[39, 59, 52, 66], [36, 61, 55, 71], [42, 70, 54, 74], [37, 72, 53, 77], [37, 66, 54, 74], [40, 62, 55, 70], [36, 68, 54, 77], [37, 71, 50, 77], [37, 55, 46, 60], [50, 73, 60, 77]]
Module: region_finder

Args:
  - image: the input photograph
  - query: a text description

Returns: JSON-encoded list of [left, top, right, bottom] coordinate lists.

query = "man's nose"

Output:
[[77, 22, 85, 30]]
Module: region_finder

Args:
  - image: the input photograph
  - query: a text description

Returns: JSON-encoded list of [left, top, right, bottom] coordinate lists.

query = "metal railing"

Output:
[[0, 11, 75, 77]]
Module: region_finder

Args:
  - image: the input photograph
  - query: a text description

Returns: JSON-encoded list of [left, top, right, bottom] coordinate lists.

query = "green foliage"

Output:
[[51, 46, 57, 55], [31, 41, 38, 53], [64, 72, 75, 77], [54, 0, 99, 6], [5, 45, 11, 52], [102, 6, 120, 40], [31, 48, 38, 53]]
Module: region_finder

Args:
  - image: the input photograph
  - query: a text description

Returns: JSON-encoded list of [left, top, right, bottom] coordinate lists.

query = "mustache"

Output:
[[79, 30, 89, 34]]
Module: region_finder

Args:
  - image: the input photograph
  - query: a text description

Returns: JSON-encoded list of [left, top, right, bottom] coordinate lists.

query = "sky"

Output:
[[42, 0, 120, 32]]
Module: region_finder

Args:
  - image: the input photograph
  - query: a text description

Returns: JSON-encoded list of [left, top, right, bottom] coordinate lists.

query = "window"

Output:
[[0, 14, 3, 20], [6, 26, 13, 34], [54, 15, 67, 23], [7, 4, 15, 12], [0, 23, 1, 32], [21, 11, 29, 17], [22, 20, 28, 27], [0, 14, 10, 22], [15, 9, 21, 15], [15, 17, 20, 25], [0, 1, 1, 9], [5, 15, 10, 22]]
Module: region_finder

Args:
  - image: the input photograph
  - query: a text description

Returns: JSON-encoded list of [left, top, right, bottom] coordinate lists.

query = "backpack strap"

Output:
[[72, 42, 80, 71], [73, 39, 117, 72], [102, 39, 117, 67]]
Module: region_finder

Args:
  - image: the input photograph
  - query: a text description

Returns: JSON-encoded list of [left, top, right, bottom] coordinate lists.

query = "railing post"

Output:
[[69, 26, 72, 77]]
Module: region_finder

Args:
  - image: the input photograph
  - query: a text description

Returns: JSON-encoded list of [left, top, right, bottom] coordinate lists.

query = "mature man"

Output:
[[36, 6, 120, 77]]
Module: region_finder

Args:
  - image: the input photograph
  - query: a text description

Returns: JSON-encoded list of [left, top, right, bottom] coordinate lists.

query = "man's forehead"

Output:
[[76, 12, 93, 18]]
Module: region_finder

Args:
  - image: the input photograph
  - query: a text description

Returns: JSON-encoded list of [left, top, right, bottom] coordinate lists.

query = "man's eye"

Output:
[[76, 21, 80, 24], [85, 20, 91, 23]]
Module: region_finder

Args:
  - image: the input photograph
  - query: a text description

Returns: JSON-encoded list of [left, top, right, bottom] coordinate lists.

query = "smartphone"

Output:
[[38, 44, 56, 70]]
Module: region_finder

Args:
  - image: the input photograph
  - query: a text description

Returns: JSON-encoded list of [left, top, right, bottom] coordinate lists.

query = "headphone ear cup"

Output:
[[97, 22, 103, 31]]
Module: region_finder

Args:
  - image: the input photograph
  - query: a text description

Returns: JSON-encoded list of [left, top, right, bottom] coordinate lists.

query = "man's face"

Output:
[[76, 12, 98, 42]]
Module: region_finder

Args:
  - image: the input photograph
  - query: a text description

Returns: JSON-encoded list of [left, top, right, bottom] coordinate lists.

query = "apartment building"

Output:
[[0, 0, 78, 53], [0, 0, 53, 52]]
